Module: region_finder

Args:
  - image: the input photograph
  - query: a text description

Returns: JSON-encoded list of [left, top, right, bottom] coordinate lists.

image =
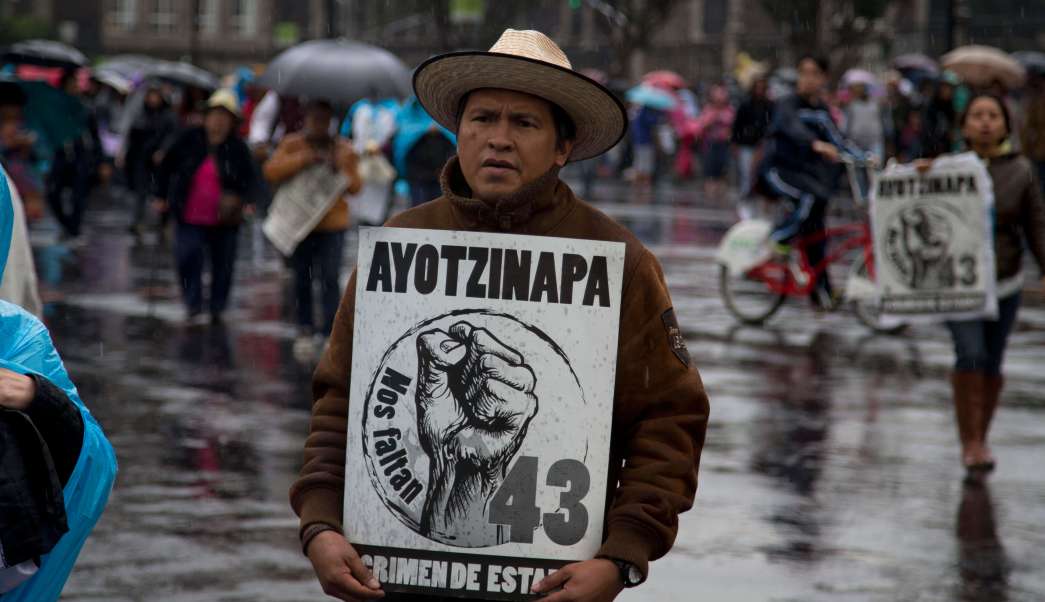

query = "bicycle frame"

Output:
[[747, 217, 877, 298]]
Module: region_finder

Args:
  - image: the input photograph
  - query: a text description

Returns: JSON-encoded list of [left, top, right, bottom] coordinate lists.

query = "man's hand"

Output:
[[306, 530, 384, 601], [151, 150, 165, 166], [0, 368, 35, 411], [415, 321, 538, 538], [335, 139, 354, 170], [532, 559, 624, 602], [812, 140, 840, 163], [151, 198, 169, 214]]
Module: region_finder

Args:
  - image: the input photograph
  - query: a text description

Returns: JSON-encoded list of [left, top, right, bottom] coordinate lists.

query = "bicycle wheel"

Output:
[[719, 264, 787, 325], [849, 255, 908, 335]]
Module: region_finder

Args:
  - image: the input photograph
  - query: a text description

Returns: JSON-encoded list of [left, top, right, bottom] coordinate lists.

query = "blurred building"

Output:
[[7, 0, 1045, 79]]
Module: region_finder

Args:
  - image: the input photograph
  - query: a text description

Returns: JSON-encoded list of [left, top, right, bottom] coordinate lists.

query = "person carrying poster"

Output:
[[263, 100, 362, 348], [289, 29, 710, 602], [913, 94, 1045, 481]]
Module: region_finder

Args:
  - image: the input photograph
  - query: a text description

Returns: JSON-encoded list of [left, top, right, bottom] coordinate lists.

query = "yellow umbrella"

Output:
[[941, 45, 1026, 90]]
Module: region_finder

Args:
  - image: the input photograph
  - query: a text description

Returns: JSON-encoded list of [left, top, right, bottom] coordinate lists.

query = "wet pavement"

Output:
[[34, 183, 1045, 601]]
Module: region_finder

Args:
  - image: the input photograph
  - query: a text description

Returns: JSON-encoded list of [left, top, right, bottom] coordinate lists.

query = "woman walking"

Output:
[[933, 94, 1045, 480], [154, 90, 255, 325]]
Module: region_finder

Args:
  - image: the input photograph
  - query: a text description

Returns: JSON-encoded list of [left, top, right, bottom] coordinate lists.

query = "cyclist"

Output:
[[758, 55, 869, 308]]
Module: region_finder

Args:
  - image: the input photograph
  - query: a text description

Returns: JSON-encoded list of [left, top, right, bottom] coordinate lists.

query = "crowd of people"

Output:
[[0, 61, 464, 354], [605, 55, 1045, 206]]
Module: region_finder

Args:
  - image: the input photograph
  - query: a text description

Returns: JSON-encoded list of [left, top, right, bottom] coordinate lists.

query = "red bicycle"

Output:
[[717, 159, 905, 334]]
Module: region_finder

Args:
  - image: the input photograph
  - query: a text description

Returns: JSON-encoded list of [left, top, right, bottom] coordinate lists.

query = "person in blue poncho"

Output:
[[0, 175, 117, 600], [393, 97, 456, 207]]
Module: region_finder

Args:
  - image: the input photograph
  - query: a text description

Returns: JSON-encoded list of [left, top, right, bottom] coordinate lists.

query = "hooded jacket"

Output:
[[289, 158, 710, 581], [0, 177, 117, 601]]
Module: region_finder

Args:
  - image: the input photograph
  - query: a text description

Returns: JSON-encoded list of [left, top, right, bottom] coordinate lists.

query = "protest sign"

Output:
[[261, 164, 348, 256], [870, 152, 997, 322], [345, 227, 625, 600]]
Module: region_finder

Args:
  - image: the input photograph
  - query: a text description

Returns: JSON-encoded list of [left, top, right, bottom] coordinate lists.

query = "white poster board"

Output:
[[345, 227, 625, 600], [261, 164, 348, 256], [870, 152, 997, 322]]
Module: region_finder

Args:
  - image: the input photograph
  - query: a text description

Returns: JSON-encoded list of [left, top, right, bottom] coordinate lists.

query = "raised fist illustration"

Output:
[[415, 321, 538, 541]]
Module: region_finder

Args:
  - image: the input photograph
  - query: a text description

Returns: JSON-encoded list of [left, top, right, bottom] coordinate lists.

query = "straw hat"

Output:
[[206, 88, 241, 118], [413, 29, 627, 162]]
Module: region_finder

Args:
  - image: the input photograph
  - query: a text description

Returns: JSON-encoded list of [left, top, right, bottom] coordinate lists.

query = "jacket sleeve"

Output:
[[263, 136, 313, 185], [289, 270, 357, 540], [25, 373, 84, 485], [770, 98, 815, 156], [152, 130, 188, 198], [595, 249, 710, 579], [1021, 162, 1045, 274], [335, 138, 363, 196]]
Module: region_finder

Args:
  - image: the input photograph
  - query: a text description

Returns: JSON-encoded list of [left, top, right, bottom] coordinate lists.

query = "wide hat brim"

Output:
[[413, 51, 628, 162]]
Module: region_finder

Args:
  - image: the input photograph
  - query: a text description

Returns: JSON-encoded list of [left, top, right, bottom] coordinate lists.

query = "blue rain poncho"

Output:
[[0, 175, 117, 601]]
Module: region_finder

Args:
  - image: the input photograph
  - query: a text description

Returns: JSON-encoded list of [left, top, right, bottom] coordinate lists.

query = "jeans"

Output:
[[291, 230, 346, 335], [946, 293, 1022, 375], [737, 145, 756, 199], [174, 222, 240, 316]]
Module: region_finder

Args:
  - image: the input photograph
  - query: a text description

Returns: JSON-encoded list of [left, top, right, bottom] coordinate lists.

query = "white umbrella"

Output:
[[941, 45, 1026, 90]]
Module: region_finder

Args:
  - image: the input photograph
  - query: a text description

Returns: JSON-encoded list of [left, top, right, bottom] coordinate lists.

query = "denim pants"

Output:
[[174, 222, 239, 316], [946, 293, 1022, 375], [291, 229, 345, 335], [737, 145, 756, 199]]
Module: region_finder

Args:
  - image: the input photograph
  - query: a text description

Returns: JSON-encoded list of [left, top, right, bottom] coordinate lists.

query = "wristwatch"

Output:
[[610, 559, 643, 588]]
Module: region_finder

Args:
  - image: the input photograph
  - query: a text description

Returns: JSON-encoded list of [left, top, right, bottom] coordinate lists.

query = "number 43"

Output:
[[488, 456, 590, 546]]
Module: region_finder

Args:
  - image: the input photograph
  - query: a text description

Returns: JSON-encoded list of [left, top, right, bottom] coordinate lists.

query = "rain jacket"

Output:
[[0, 176, 117, 601], [392, 98, 455, 179], [289, 157, 710, 582]]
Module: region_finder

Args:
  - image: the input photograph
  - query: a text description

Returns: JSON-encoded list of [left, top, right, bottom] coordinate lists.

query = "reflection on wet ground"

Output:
[[40, 190, 1044, 601]]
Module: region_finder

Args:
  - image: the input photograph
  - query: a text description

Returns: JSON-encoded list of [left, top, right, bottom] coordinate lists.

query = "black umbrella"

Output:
[[1013, 51, 1045, 75], [257, 39, 411, 105], [144, 61, 219, 92], [2, 39, 87, 69]]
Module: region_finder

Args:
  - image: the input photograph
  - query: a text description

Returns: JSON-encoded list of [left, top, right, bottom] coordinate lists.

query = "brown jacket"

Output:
[[1020, 96, 1045, 162], [289, 158, 710, 579], [987, 152, 1045, 282], [263, 132, 363, 232]]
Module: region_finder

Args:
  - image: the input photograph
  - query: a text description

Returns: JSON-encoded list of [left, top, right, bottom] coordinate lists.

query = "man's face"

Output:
[[456, 88, 573, 202], [796, 59, 826, 99], [304, 105, 333, 138]]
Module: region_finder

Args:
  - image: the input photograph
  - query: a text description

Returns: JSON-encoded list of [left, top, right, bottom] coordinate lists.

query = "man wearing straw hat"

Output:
[[291, 30, 709, 601]]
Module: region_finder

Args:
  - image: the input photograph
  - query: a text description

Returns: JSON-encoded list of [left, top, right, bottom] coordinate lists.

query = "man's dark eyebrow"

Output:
[[509, 110, 544, 124]]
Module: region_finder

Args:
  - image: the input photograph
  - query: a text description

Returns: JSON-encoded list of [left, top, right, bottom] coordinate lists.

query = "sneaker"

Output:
[[185, 311, 209, 327]]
